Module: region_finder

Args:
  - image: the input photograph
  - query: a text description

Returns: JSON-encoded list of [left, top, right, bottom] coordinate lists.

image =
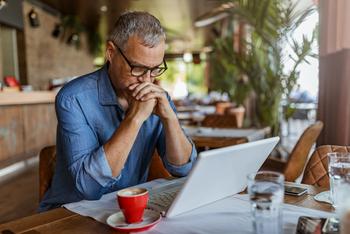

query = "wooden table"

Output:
[[183, 126, 271, 149], [191, 135, 248, 148], [0, 182, 333, 234]]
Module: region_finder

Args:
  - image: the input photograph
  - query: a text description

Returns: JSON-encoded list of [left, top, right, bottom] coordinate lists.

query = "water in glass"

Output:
[[328, 153, 350, 208], [248, 171, 284, 234]]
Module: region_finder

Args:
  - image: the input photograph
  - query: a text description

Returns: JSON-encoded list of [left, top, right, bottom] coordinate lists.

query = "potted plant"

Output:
[[209, 32, 249, 127], [210, 0, 317, 134]]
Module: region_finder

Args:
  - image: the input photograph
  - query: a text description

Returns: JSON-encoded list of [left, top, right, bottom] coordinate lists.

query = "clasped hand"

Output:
[[128, 82, 175, 121]]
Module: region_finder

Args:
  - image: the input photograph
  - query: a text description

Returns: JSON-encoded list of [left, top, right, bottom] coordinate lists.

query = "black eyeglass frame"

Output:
[[115, 45, 167, 78]]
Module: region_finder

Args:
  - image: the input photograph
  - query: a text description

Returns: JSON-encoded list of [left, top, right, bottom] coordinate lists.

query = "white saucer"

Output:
[[314, 190, 333, 205], [106, 209, 161, 232]]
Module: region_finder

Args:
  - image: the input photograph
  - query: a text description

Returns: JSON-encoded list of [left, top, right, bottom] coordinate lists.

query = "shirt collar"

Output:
[[98, 63, 119, 106]]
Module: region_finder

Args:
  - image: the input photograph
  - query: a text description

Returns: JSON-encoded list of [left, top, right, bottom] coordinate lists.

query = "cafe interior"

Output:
[[0, 0, 350, 233]]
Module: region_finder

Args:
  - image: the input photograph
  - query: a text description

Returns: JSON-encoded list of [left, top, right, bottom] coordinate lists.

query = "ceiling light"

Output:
[[192, 53, 201, 64], [28, 8, 40, 27], [0, 0, 7, 10], [67, 33, 80, 47], [52, 23, 63, 38], [183, 52, 193, 63], [100, 5, 108, 12]]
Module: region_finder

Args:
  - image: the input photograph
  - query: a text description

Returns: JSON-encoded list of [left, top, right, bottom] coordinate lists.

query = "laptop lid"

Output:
[[166, 137, 280, 218]]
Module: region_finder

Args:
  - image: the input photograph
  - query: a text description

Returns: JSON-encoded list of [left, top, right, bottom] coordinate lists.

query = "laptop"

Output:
[[147, 137, 280, 218]]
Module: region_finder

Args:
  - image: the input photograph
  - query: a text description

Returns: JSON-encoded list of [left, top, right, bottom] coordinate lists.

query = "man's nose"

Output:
[[138, 70, 153, 83]]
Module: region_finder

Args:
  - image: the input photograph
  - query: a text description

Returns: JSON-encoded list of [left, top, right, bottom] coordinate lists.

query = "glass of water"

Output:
[[328, 152, 350, 208], [247, 171, 284, 234]]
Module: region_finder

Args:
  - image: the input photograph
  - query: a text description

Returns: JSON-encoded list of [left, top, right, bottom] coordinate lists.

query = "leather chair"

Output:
[[201, 114, 238, 128], [39, 146, 171, 201], [283, 121, 323, 182], [301, 145, 350, 188], [261, 121, 323, 179]]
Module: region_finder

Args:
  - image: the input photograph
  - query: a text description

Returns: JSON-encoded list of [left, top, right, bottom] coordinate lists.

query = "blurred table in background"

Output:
[[176, 103, 245, 128], [176, 105, 216, 126], [183, 126, 271, 149], [176, 105, 216, 113]]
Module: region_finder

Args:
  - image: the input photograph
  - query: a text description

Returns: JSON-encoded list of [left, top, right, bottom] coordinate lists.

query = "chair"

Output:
[[301, 145, 350, 188], [39, 146, 57, 201], [147, 151, 171, 181], [201, 114, 238, 128], [39, 146, 171, 201], [283, 121, 324, 182]]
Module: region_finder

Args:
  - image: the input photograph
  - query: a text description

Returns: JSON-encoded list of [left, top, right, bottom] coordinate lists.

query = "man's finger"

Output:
[[140, 91, 164, 101], [132, 83, 151, 97]]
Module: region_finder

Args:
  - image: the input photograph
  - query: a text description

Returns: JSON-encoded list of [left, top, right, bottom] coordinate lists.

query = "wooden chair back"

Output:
[[39, 146, 56, 201], [301, 145, 350, 188], [147, 151, 171, 181], [201, 114, 238, 128], [283, 121, 323, 182], [39, 146, 170, 201]]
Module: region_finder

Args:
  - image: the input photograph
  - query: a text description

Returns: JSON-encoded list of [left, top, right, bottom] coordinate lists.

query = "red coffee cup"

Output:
[[117, 187, 149, 224]]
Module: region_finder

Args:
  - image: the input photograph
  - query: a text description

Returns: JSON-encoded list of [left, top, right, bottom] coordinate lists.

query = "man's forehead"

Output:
[[125, 35, 165, 50], [124, 37, 165, 66]]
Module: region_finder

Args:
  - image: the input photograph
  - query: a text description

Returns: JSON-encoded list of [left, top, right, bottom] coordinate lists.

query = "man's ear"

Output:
[[106, 41, 116, 63]]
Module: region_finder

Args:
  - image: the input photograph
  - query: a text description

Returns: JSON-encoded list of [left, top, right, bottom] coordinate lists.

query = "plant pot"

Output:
[[215, 101, 234, 114], [225, 105, 245, 128]]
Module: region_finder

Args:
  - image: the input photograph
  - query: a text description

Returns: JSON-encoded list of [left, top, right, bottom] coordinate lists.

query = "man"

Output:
[[39, 11, 197, 211]]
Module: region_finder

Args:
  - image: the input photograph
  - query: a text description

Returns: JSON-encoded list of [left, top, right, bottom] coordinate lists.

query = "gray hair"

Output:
[[108, 11, 166, 51]]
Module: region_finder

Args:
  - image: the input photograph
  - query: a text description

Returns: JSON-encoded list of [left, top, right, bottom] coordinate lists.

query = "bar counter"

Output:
[[0, 91, 56, 106], [0, 91, 57, 168]]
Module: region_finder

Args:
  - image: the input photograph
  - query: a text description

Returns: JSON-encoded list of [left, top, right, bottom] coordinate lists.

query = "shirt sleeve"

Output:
[[156, 95, 197, 177], [56, 94, 120, 200]]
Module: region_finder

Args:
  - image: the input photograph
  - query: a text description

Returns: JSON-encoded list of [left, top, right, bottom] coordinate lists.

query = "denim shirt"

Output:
[[39, 65, 197, 212]]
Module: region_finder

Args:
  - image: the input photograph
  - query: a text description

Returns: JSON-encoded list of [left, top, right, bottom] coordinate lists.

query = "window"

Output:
[[0, 25, 19, 81]]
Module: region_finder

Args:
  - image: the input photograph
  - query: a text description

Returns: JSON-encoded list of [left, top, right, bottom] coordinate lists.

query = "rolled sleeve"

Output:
[[79, 146, 121, 187], [162, 138, 197, 176], [56, 94, 120, 200], [70, 146, 122, 200]]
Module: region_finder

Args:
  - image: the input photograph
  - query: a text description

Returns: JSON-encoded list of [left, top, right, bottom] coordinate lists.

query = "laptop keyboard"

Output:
[[147, 178, 186, 212], [148, 186, 180, 210]]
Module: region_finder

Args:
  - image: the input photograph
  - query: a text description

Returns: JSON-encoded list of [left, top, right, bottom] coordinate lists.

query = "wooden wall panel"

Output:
[[23, 104, 56, 155], [0, 103, 57, 168], [22, 1, 94, 90], [0, 106, 25, 162]]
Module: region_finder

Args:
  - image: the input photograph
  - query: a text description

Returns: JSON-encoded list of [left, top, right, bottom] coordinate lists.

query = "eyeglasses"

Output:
[[116, 45, 167, 78]]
